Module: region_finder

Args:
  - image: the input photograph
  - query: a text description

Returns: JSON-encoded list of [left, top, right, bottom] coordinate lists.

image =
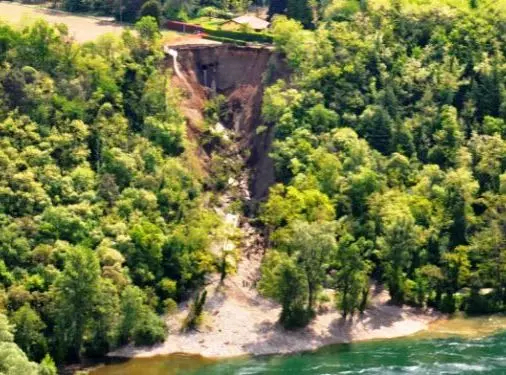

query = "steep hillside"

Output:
[[169, 44, 288, 203]]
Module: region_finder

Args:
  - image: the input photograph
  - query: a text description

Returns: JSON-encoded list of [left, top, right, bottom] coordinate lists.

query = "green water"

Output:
[[92, 317, 506, 375]]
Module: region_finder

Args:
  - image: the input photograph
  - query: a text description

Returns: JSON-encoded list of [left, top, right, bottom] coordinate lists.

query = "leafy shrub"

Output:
[[163, 298, 178, 314], [202, 28, 273, 44], [139, 0, 162, 24], [143, 117, 184, 156], [132, 309, 166, 345]]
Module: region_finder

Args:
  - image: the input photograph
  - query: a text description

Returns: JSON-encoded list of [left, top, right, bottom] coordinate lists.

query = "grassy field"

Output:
[[0, 1, 179, 43]]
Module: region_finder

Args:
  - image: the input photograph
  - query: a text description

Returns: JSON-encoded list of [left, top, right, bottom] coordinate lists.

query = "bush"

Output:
[[132, 309, 166, 345], [184, 290, 207, 330], [280, 304, 311, 329], [202, 28, 273, 44], [163, 298, 178, 314], [203, 35, 248, 45], [139, 0, 162, 24], [158, 278, 177, 299], [143, 117, 184, 156], [196, 6, 234, 19], [439, 293, 457, 313], [464, 290, 502, 314], [39, 354, 57, 375]]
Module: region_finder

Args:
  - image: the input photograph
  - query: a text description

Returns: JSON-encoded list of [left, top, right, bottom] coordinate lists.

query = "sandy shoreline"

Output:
[[109, 279, 441, 359]]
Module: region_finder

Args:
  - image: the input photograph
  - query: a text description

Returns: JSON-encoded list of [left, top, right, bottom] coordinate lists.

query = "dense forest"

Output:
[[0, 16, 225, 373], [1, 0, 506, 373], [259, 0, 506, 327]]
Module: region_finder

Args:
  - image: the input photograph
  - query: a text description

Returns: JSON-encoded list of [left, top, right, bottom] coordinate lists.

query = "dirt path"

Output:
[[0, 1, 218, 44], [0, 2, 128, 42]]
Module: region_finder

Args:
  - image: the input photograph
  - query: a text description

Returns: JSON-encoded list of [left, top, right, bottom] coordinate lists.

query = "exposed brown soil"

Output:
[[169, 44, 288, 202]]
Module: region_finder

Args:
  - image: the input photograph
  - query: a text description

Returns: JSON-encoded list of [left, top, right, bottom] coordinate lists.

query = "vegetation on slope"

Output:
[[258, 2, 506, 327], [0, 16, 225, 367]]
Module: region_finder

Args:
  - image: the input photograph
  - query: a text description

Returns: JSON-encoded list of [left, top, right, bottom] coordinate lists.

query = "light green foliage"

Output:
[[260, 184, 335, 232], [38, 355, 57, 375], [0, 313, 39, 375], [135, 17, 161, 42], [260, 221, 336, 327], [0, 21, 217, 364]]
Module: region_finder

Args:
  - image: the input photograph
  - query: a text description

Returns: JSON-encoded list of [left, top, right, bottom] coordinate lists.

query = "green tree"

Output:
[[135, 16, 161, 42], [358, 105, 394, 155], [428, 106, 463, 169], [287, 0, 313, 27], [288, 221, 336, 314], [334, 235, 372, 317], [139, 0, 162, 24], [0, 313, 39, 375], [53, 246, 101, 362], [11, 305, 47, 361], [118, 286, 166, 345], [379, 214, 419, 305], [259, 251, 308, 328], [38, 355, 57, 375]]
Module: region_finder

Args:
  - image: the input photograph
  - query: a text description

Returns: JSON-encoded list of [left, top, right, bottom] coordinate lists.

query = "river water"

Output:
[[91, 315, 506, 375]]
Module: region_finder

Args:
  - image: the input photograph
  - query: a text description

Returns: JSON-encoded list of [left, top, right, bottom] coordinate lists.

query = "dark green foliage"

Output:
[[276, 261, 310, 328], [63, 0, 85, 12], [139, 0, 162, 23], [11, 305, 47, 361], [115, 0, 146, 22], [268, 0, 287, 18], [118, 286, 167, 345], [286, 0, 312, 27], [259, 5, 506, 325], [185, 290, 207, 330]]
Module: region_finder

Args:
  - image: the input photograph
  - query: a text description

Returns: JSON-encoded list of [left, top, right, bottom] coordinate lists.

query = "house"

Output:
[[226, 15, 270, 32]]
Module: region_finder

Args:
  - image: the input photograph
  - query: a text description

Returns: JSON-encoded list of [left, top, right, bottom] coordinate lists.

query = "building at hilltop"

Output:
[[225, 15, 270, 32]]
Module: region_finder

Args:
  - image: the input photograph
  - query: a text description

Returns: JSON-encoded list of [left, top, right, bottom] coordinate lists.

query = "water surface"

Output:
[[91, 315, 506, 375]]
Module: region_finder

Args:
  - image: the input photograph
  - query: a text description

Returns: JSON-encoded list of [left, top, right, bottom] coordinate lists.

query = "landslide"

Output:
[[169, 44, 288, 203]]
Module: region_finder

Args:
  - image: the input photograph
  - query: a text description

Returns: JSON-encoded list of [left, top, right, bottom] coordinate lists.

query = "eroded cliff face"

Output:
[[170, 44, 287, 203]]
